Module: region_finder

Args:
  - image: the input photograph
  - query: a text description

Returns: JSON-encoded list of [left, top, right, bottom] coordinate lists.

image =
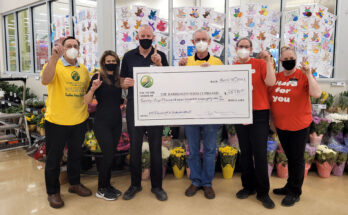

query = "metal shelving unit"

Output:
[[0, 77, 31, 151]]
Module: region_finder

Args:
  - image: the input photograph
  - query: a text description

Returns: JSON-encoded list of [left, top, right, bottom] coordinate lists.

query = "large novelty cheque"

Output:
[[133, 65, 253, 126]]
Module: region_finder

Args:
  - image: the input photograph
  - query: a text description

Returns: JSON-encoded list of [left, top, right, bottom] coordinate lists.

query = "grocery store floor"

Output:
[[1, 149, 348, 215]]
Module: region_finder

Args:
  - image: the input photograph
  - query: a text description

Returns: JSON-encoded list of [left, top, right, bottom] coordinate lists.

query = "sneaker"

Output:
[[96, 188, 118, 201], [236, 188, 256, 199], [273, 187, 288, 195], [256, 194, 275, 209], [202, 186, 215, 199], [122, 186, 142, 200], [185, 184, 201, 197], [107, 185, 122, 197], [281, 195, 300, 207], [151, 187, 168, 201]]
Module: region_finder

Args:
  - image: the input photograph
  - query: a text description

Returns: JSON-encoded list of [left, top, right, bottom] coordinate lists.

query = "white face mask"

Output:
[[237, 48, 250, 59], [195, 40, 208, 53], [66, 48, 79, 60]]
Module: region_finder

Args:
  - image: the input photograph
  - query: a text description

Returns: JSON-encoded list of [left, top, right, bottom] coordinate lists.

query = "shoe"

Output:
[[236, 188, 256, 199], [256, 194, 275, 209], [107, 185, 122, 197], [185, 184, 201, 197], [68, 184, 92, 197], [96, 188, 118, 201], [202, 186, 215, 199], [273, 187, 288, 195], [281, 195, 300, 207], [151, 187, 168, 201], [48, 193, 64, 209], [122, 186, 142, 200]]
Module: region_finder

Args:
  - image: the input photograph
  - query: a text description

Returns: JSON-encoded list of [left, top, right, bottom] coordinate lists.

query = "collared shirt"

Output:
[[194, 52, 210, 61], [61, 56, 80, 67], [120, 46, 169, 100]]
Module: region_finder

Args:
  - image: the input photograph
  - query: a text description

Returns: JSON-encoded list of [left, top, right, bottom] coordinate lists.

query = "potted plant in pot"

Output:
[[304, 144, 316, 177], [142, 141, 151, 180], [25, 114, 37, 132], [225, 125, 239, 148], [170, 147, 186, 179], [267, 140, 278, 177], [162, 145, 170, 179], [218, 145, 238, 179], [162, 126, 172, 148], [315, 145, 337, 178], [331, 145, 348, 176], [309, 116, 330, 147], [276, 147, 288, 178]]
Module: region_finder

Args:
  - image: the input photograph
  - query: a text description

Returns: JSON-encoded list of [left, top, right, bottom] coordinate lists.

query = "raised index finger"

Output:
[[261, 43, 265, 52], [154, 44, 157, 54], [97, 72, 100, 80]]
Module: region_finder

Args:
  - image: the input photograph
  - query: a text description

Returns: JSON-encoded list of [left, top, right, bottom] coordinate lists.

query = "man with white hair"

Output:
[[121, 24, 169, 201], [179, 29, 223, 199]]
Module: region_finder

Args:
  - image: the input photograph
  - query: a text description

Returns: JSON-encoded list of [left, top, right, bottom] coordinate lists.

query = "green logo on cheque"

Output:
[[140, 75, 153, 88], [71, 71, 80, 81]]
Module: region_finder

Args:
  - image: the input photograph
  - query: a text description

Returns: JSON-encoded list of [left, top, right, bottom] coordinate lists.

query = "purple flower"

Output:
[[313, 116, 321, 124]]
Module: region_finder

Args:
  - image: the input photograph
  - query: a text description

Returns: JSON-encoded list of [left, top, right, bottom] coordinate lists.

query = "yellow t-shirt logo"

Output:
[[71, 71, 80, 81]]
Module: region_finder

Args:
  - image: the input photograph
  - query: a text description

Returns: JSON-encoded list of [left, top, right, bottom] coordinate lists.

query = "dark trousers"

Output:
[[94, 120, 122, 189], [276, 126, 310, 196], [44, 120, 87, 194], [235, 110, 270, 196], [126, 101, 163, 188]]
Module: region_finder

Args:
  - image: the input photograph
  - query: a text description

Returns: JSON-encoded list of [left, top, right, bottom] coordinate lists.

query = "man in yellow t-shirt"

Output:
[[41, 36, 91, 209], [179, 29, 223, 200]]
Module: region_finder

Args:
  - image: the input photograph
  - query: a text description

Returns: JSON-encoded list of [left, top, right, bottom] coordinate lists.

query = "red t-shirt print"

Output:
[[235, 58, 270, 110], [269, 69, 313, 131]]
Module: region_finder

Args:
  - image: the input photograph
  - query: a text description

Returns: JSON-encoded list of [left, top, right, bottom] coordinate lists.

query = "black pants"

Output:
[[94, 120, 122, 189], [126, 101, 163, 188], [235, 110, 270, 196], [276, 126, 310, 196], [44, 120, 87, 194]]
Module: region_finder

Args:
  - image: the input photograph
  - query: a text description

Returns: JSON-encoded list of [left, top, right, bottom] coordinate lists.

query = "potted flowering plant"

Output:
[[25, 114, 37, 131], [218, 145, 238, 179], [315, 145, 337, 178], [276, 146, 288, 178], [142, 142, 151, 180], [267, 140, 278, 177], [304, 144, 316, 177], [84, 130, 101, 153], [331, 145, 348, 176], [162, 126, 172, 148], [309, 116, 330, 146], [170, 147, 186, 178], [162, 145, 170, 179], [226, 125, 239, 149]]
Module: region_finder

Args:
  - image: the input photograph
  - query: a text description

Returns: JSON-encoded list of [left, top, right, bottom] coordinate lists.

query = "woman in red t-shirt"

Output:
[[269, 46, 321, 207], [233, 38, 276, 209]]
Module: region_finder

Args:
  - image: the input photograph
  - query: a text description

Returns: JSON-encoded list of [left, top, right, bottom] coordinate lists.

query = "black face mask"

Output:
[[282, 60, 296, 71], [105, 64, 117, 71], [139, 39, 153, 50]]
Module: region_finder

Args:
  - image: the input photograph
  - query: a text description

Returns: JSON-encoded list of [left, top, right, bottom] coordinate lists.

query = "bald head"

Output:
[[137, 24, 154, 40]]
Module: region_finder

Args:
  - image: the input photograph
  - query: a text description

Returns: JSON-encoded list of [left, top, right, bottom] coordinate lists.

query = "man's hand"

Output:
[[151, 45, 162, 66], [52, 43, 64, 59], [90, 73, 102, 92], [200, 62, 210, 67], [123, 77, 135, 88]]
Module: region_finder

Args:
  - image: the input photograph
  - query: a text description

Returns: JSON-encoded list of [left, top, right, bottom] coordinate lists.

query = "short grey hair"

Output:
[[192, 29, 210, 40], [236, 37, 253, 48], [280, 46, 297, 57]]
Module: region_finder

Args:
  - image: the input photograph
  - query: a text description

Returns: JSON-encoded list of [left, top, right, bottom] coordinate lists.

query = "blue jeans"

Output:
[[184, 125, 219, 187]]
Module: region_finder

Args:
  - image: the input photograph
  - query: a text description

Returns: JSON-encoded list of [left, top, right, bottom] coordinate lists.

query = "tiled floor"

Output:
[[0, 149, 347, 215]]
